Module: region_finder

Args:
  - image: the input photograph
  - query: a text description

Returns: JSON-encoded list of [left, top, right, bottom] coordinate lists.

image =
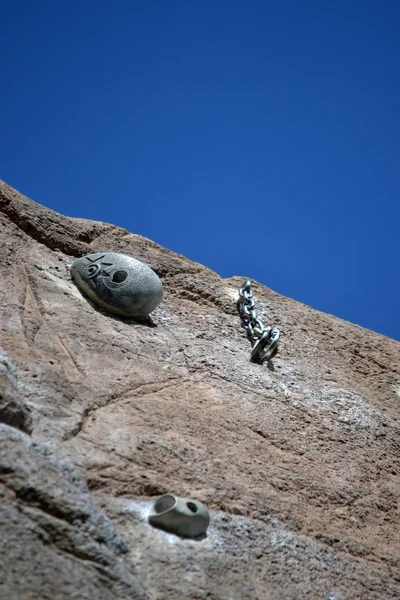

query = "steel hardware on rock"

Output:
[[237, 280, 281, 363]]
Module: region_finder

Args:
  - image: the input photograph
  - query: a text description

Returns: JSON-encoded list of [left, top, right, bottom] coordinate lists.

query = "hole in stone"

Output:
[[187, 501, 198, 513], [112, 269, 128, 283], [154, 495, 176, 514]]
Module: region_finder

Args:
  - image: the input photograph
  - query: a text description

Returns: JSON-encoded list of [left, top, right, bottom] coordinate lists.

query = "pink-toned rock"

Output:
[[1, 179, 400, 599]]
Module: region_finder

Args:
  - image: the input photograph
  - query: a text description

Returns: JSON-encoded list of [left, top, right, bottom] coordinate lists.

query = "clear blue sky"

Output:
[[2, 1, 399, 341]]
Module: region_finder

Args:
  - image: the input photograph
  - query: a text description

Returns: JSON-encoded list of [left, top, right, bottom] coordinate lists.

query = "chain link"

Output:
[[237, 280, 280, 363]]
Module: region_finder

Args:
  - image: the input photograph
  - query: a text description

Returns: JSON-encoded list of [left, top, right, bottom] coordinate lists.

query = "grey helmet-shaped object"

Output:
[[71, 252, 163, 318], [148, 494, 210, 538]]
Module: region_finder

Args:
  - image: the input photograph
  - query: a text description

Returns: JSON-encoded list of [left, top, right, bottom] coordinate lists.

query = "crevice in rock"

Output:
[[0, 399, 32, 434], [0, 182, 111, 257], [62, 378, 188, 444], [13, 485, 90, 524], [0, 350, 33, 434]]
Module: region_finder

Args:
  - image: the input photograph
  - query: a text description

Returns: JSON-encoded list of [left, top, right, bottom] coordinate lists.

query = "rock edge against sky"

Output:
[[0, 180, 400, 599]]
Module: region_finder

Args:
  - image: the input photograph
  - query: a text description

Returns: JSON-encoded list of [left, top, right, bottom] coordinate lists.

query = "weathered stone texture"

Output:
[[0, 179, 400, 599]]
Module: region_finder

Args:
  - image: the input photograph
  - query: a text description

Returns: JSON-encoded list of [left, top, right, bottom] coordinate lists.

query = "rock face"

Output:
[[0, 179, 400, 600]]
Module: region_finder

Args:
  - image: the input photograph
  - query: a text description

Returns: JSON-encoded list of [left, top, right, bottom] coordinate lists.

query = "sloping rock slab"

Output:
[[1, 179, 400, 599]]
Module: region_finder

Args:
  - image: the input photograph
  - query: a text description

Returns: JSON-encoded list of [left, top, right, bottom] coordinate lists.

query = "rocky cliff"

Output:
[[0, 180, 399, 600]]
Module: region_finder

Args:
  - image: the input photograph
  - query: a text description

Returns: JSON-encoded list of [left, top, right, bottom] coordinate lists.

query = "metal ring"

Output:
[[251, 328, 280, 362]]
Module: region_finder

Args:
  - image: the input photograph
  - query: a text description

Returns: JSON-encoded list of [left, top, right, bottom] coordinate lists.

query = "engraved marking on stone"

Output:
[[85, 255, 113, 279], [20, 262, 84, 379]]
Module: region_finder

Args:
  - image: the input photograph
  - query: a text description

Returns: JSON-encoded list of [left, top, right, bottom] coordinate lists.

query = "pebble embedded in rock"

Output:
[[148, 494, 210, 538], [71, 251, 163, 318]]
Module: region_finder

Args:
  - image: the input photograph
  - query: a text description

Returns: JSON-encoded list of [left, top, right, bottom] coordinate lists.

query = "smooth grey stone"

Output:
[[71, 252, 163, 318], [148, 494, 210, 538]]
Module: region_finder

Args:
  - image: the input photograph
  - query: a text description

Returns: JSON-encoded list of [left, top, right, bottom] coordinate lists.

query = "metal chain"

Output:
[[237, 280, 280, 363]]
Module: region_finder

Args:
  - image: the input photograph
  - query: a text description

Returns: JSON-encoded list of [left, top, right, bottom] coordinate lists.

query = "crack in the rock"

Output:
[[19, 261, 85, 379], [66, 378, 189, 440], [0, 184, 108, 256]]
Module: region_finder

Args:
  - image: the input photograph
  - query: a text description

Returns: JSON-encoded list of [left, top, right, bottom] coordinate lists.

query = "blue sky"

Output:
[[2, 1, 399, 341]]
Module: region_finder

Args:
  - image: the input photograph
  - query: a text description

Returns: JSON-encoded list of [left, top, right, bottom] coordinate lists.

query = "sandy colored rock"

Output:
[[0, 179, 400, 599]]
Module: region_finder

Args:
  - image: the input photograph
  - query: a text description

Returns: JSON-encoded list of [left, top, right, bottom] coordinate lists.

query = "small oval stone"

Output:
[[71, 252, 163, 318], [148, 494, 210, 538]]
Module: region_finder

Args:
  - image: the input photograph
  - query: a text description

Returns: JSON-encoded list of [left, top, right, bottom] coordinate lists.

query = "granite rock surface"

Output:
[[0, 179, 400, 599]]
